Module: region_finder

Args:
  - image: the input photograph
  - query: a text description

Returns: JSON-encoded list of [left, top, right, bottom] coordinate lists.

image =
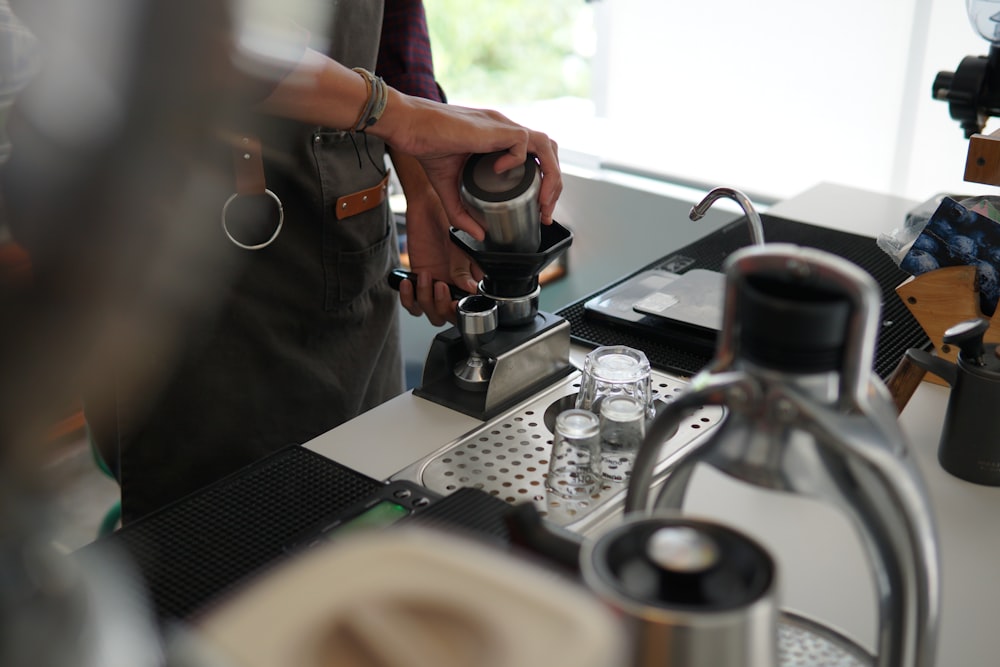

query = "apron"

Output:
[[90, 0, 402, 524]]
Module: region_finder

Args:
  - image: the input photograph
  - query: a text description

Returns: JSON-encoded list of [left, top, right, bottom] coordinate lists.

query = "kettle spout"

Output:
[[905, 347, 958, 386]]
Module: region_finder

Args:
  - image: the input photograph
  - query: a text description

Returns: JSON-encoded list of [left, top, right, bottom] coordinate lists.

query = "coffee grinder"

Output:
[[413, 151, 574, 420]]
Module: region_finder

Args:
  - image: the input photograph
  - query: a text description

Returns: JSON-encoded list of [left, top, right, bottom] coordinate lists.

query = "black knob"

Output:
[[931, 70, 954, 102], [943, 318, 990, 367]]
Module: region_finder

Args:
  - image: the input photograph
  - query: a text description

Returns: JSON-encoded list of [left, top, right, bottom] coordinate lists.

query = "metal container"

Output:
[[460, 151, 541, 254], [581, 515, 779, 667]]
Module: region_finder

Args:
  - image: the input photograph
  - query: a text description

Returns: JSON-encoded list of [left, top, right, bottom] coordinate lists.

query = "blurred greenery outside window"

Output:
[[423, 0, 594, 108]]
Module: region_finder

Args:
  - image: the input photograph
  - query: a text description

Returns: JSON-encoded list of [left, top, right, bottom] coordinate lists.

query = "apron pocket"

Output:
[[323, 204, 395, 310]]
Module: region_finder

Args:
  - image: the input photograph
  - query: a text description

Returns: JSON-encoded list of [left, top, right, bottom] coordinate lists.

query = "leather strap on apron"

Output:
[[221, 130, 390, 247], [336, 171, 389, 220], [232, 135, 266, 195], [221, 132, 284, 250]]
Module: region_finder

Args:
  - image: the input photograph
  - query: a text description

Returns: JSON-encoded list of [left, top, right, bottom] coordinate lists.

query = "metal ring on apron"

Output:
[[221, 188, 284, 250]]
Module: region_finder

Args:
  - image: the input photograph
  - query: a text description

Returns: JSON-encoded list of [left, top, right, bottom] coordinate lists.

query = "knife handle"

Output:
[[886, 349, 928, 414]]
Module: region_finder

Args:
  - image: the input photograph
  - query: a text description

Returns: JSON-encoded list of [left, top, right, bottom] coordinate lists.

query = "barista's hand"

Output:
[[257, 53, 561, 239], [257, 53, 561, 237], [376, 92, 562, 239], [391, 151, 481, 327]]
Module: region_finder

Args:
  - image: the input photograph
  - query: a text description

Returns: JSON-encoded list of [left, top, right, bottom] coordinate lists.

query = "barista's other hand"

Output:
[[397, 249, 480, 327], [393, 154, 481, 327]]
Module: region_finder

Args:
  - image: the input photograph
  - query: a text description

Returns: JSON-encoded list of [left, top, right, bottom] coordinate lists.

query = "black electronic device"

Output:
[[282, 479, 440, 553], [560, 213, 931, 381], [582, 268, 722, 354]]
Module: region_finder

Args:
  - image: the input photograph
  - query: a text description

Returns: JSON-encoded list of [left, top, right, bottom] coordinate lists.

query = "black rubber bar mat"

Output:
[[557, 213, 930, 380], [78, 445, 384, 623], [77, 446, 520, 625]]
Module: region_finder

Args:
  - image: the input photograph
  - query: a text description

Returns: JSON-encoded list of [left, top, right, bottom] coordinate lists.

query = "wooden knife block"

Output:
[[890, 127, 1000, 386], [896, 265, 1000, 386], [965, 128, 1000, 186]]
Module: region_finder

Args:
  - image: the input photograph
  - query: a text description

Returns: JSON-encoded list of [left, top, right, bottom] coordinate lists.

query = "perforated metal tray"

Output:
[[393, 369, 725, 534], [779, 612, 873, 667]]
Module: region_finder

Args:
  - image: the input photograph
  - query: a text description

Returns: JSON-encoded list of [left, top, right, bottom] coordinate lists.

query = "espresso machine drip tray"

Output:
[[393, 370, 725, 534]]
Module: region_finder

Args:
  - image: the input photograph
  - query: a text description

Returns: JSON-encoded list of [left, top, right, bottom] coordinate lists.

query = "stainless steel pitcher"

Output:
[[460, 151, 542, 254]]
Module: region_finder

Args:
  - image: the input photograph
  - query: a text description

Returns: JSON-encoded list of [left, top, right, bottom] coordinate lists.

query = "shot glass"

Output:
[[546, 409, 601, 499], [576, 345, 654, 420], [598, 395, 646, 483]]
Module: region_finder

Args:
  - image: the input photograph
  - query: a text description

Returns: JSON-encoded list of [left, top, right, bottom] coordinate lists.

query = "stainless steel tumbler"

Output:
[[460, 151, 542, 254]]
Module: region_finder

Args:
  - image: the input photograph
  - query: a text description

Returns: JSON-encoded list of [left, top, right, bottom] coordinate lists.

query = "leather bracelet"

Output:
[[350, 67, 388, 131]]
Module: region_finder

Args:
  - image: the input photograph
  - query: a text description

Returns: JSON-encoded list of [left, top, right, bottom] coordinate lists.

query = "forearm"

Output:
[[255, 48, 373, 130], [255, 47, 431, 148], [254, 46, 561, 228]]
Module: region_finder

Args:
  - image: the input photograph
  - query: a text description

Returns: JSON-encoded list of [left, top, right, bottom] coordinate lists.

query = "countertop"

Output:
[[306, 181, 1000, 665]]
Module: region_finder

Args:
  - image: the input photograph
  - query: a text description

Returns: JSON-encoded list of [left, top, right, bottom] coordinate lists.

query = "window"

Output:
[[426, 0, 1000, 204]]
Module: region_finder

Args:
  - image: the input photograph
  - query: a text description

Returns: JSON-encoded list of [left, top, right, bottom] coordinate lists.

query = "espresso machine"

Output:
[[413, 151, 574, 420]]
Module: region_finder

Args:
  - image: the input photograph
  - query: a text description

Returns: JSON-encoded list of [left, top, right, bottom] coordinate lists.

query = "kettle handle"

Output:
[[904, 347, 957, 386], [625, 370, 753, 514]]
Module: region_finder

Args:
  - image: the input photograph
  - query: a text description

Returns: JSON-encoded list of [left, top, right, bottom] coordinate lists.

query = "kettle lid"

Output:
[[584, 516, 775, 612], [736, 272, 852, 373]]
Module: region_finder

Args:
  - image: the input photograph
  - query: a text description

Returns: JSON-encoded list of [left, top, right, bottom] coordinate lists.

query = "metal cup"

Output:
[[460, 151, 541, 254], [453, 295, 499, 391], [581, 515, 779, 667]]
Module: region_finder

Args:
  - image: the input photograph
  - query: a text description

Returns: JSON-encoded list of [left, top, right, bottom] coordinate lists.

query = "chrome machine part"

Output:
[[581, 515, 779, 667], [453, 295, 499, 392], [396, 370, 726, 535], [625, 243, 941, 667], [477, 282, 540, 327], [689, 186, 766, 247]]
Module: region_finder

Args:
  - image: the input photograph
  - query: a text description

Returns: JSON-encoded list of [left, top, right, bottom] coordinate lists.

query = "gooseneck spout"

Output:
[[690, 187, 766, 246]]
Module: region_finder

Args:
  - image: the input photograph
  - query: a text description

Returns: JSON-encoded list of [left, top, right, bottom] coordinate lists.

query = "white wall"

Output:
[[509, 0, 1000, 205]]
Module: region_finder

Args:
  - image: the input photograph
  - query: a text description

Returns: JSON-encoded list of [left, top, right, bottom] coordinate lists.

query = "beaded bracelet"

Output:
[[351, 67, 388, 132]]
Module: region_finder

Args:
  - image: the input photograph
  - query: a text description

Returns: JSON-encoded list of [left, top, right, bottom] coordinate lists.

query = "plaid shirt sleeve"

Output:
[[377, 0, 446, 103]]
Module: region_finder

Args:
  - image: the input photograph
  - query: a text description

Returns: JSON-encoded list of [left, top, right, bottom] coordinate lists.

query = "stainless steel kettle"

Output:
[[625, 243, 941, 667]]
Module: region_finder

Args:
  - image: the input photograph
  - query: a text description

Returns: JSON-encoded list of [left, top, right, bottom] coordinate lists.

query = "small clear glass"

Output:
[[576, 345, 654, 419], [546, 409, 601, 499], [598, 395, 646, 483]]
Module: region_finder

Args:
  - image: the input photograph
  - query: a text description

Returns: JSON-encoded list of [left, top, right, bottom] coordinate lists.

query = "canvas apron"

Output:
[[92, 0, 402, 523]]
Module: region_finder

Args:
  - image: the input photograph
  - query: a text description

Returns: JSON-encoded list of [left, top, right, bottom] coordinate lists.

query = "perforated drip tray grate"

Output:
[[393, 370, 725, 534]]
